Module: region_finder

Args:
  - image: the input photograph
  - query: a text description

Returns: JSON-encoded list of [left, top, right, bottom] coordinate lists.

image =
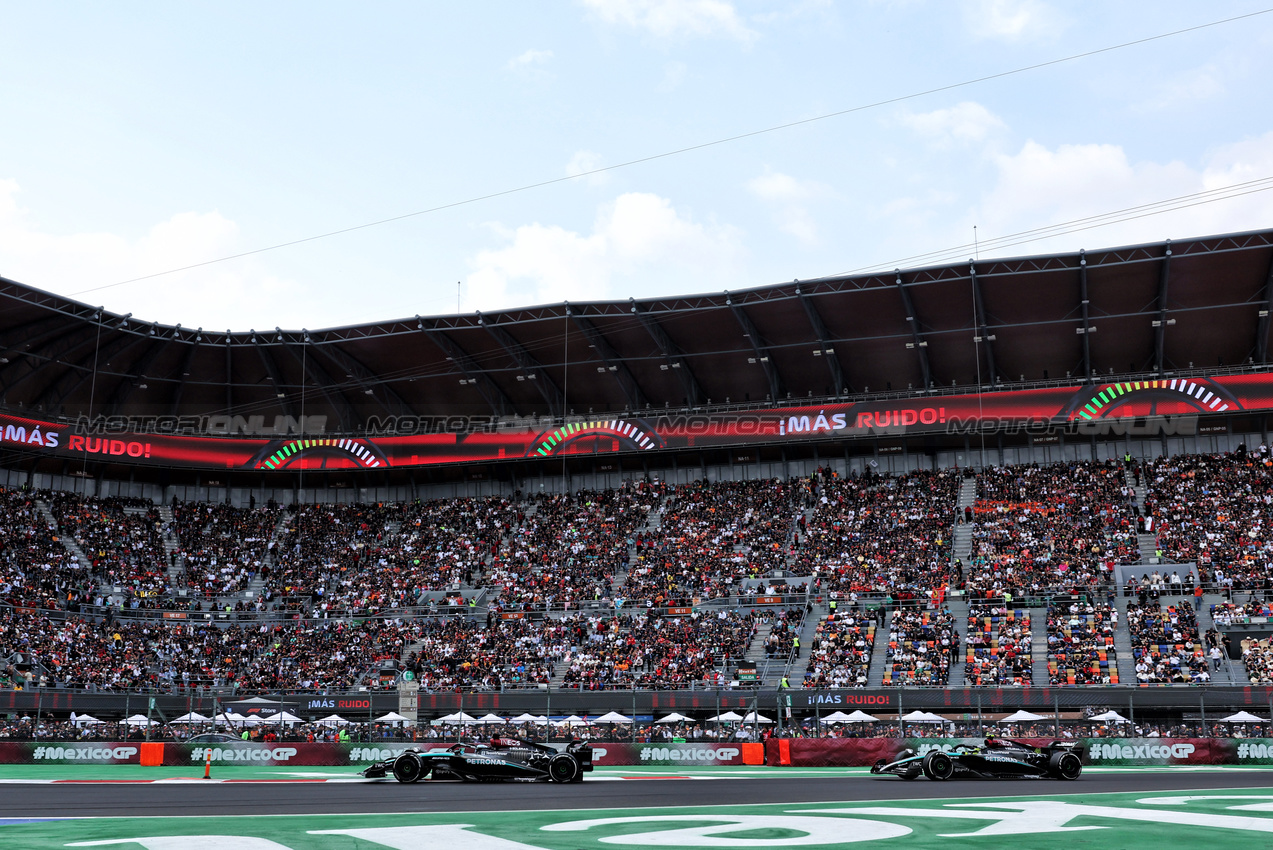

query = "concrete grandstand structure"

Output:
[[6, 228, 1273, 727]]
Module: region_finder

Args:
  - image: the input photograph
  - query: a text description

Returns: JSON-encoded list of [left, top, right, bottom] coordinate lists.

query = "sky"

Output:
[[1, 1, 1272, 333]]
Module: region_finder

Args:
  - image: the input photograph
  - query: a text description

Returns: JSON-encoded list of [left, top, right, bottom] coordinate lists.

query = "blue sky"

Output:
[[1, 1, 1271, 332]]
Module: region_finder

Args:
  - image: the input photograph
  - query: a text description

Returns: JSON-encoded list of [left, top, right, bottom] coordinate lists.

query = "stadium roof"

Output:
[[2, 228, 1272, 431]]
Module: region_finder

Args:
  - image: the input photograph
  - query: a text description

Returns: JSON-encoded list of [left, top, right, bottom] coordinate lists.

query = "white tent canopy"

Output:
[[123, 714, 158, 727], [172, 711, 210, 723], [900, 710, 949, 724], [435, 711, 479, 724], [474, 713, 506, 725], [510, 713, 547, 725], [655, 712, 692, 724], [263, 711, 304, 725], [551, 715, 588, 727], [315, 714, 349, 727], [1001, 710, 1047, 723], [70, 712, 103, 726], [1090, 710, 1129, 723], [708, 711, 744, 722], [740, 711, 773, 724], [594, 711, 633, 724], [214, 711, 250, 726], [1221, 711, 1269, 723], [822, 710, 878, 723]]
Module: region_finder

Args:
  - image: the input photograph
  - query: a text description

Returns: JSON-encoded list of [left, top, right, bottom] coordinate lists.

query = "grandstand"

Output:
[[5, 228, 1273, 723]]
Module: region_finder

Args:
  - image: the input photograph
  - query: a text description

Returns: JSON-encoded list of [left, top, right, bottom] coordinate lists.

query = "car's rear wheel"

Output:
[[392, 753, 425, 783], [922, 751, 955, 781], [1050, 751, 1082, 780], [548, 754, 580, 783]]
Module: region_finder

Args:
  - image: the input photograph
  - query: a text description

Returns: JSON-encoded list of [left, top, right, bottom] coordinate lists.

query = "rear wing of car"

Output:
[[566, 741, 594, 772]]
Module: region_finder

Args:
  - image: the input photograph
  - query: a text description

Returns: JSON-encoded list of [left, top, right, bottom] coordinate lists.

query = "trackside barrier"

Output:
[[3, 739, 1272, 766]]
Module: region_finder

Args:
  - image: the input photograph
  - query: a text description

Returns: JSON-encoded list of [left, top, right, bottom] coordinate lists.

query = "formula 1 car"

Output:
[[870, 738, 1084, 781], [360, 737, 594, 783]]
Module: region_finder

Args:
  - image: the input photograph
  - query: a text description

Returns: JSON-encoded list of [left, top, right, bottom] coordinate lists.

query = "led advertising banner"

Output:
[[1, 371, 1266, 472]]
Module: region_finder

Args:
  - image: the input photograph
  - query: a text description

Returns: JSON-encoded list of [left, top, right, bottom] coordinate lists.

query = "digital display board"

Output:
[[1, 371, 1265, 471]]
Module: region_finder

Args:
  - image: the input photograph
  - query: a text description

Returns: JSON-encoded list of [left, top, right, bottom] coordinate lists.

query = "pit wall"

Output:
[[3, 739, 1270, 767]]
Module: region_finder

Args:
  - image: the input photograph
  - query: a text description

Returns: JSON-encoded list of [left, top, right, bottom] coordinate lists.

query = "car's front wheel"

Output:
[[922, 750, 955, 781], [392, 752, 426, 783], [548, 754, 580, 783]]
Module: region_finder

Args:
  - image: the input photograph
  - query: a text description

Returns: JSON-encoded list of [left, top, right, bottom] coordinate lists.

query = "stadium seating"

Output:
[[963, 604, 1032, 686]]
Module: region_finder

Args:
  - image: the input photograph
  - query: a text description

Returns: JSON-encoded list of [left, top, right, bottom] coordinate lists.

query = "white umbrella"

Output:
[[1089, 710, 1129, 723], [474, 713, 507, 725], [822, 710, 877, 723], [510, 713, 547, 724], [740, 711, 773, 724], [263, 711, 304, 725], [708, 711, 744, 722], [900, 710, 948, 723], [172, 711, 210, 723], [315, 714, 349, 727], [123, 714, 158, 727], [594, 711, 633, 724], [655, 712, 692, 724], [1221, 711, 1269, 723], [1001, 710, 1046, 723]]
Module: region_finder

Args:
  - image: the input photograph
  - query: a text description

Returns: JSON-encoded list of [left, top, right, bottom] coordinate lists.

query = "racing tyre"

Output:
[[548, 754, 580, 783], [392, 752, 425, 784], [1050, 751, 1082, 780], [922, 750, 955, 781]]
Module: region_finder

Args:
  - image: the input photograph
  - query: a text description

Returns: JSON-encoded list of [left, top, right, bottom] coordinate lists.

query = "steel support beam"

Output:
[[1079, 250, 1092, 380], [894, 271, 931, 389], [569, 313, 648, 410], [423, 327, 513, 417], [104, 337, 170, 416], [1154, 240, 1172, 374], [726, 294, 784, 402], [795, 286, 847, 394], [480, 314, 563, 416], [39, 327, 143, 409], [969, 262, 998, 386], [278, 340, 360, 432], [254, 343, 298, 421], [1258, 252, 1273, 364], [166, 340, 200, 417], [308, 345, 413, 419], [632, 300, 703, 406]]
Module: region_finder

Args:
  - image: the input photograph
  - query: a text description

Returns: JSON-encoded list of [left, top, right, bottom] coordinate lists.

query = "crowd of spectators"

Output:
[[795, 468, 959, 604], [48, 493, 171, 598], [1126, 601, 1207, 684], [171, 500, 283, 599], [803, 610, 874, 688], [963, 604, 1032, 686], [882, 607, 957, 686], [0, 488, 88, 611], [1046, 600, 1118, 685], [963, 462, 1139, 602]]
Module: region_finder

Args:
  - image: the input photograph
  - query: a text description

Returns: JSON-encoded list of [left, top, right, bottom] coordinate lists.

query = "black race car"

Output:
[[870, 738, 1084, 781], [360, 737, 594, 783]]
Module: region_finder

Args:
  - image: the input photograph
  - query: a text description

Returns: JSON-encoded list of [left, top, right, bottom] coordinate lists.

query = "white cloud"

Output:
[[897, 101, 1008, 148], [659, 60, 687, 92], [580, 0, 756, 43], [466, 192, 746, 309], [0, 179, 298, 329], [566, 150, 610, 187], [747, 170, 831, 245], [507, 49, 554, 81], [970, 132, 1273, 255], [962, 0, 1063, 42], [1136, 64, 1226, 113]]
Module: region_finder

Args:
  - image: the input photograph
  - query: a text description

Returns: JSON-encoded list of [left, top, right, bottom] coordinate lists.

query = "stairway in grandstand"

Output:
[[1125, 467, 1156, 563], [154, 503, 186, 588], [1030, 606, 1050, 685], [36, 497, 90, 579], [613, 501, 659, 599], [953, 476, 977, 562], [946, 595, 969, 688], [866, 615, 890, 687], [1199, 593, 1239, 685], [1111, 596, 1136, 684], [243, 510, 293, 602], [763, 603, 823, 688]]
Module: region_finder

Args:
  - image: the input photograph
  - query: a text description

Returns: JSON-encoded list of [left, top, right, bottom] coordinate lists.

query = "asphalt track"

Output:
[[5, 770, 1273, 818]]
